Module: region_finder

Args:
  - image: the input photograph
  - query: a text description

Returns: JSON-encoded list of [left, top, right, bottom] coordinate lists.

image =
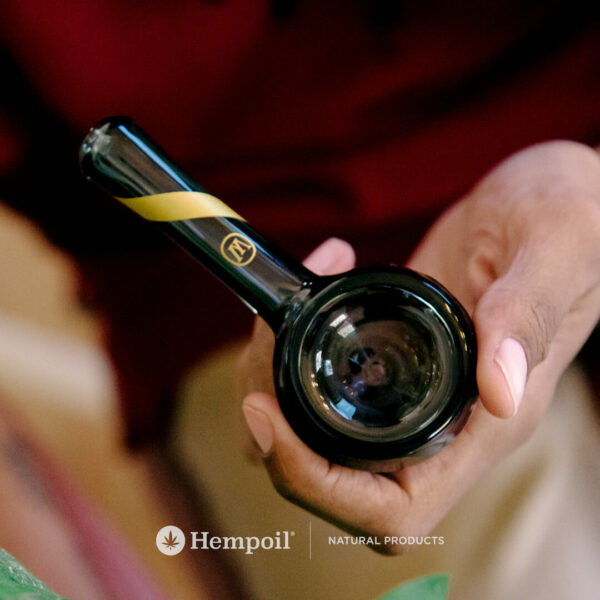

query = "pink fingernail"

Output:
[[493, 338, 528, 416], [302, 238, 354, 274], [242, 405, 274, 455]]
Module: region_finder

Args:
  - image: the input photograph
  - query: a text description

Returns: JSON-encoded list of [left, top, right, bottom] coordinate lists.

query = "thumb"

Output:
[[473, 255, 569, 419]]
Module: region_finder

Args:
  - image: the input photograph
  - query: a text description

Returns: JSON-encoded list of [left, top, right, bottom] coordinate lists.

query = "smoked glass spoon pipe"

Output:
[[79, 117, 477, 471]]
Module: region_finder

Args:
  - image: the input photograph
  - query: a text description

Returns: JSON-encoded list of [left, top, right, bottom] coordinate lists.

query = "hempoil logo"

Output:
[[156, 528, 295, 556], [190, 530, 294, 555]]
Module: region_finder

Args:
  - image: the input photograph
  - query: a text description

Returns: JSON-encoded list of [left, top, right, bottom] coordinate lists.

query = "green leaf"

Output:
[[376, 574, 450, 600], [0, 549, 68, 599]]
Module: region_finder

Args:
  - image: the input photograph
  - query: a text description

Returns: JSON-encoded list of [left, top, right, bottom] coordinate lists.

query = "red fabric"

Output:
[[2, 1, 599, 232], [0, 1, 599, 444]]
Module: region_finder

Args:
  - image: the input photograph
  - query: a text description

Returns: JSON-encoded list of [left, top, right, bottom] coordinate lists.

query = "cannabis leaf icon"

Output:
[[156, 525, 185, 555], [162, 530, 180, 550]]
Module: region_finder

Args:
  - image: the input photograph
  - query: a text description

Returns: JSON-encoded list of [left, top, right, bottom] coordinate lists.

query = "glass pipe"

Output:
[[79, 117, 477, 471]]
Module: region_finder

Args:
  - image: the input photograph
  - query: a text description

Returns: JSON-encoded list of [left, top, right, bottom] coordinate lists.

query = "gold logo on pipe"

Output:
[[220, 233, 256, 266]]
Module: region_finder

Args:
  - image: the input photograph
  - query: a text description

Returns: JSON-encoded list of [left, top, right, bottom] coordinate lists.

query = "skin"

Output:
[[238, 140, 600, 554]]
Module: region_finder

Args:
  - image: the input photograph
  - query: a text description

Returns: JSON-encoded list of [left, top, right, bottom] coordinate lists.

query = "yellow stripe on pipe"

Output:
[[115, 191, 244, 222]]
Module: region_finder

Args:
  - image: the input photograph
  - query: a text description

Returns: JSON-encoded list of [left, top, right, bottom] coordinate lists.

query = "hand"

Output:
[[238, 140, 600, 553]]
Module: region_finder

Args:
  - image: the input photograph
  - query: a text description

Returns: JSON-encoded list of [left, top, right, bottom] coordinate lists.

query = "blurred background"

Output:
[[0, 202, 207, 598]]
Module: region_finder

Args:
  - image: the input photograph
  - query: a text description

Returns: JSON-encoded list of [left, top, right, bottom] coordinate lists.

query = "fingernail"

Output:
[[493, 338, 528, 416], [303, 238, 354, 274], [242, 405, 274, 455]]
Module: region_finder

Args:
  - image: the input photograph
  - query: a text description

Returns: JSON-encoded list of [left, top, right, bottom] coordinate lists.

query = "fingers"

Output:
[[408, 142, 600, 420], [241, 392, 412, 552], [240, 237, 407, 544], [241, 391, 512, 554], [471, 171, 600, 418], [239, 237, 415, 544]]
